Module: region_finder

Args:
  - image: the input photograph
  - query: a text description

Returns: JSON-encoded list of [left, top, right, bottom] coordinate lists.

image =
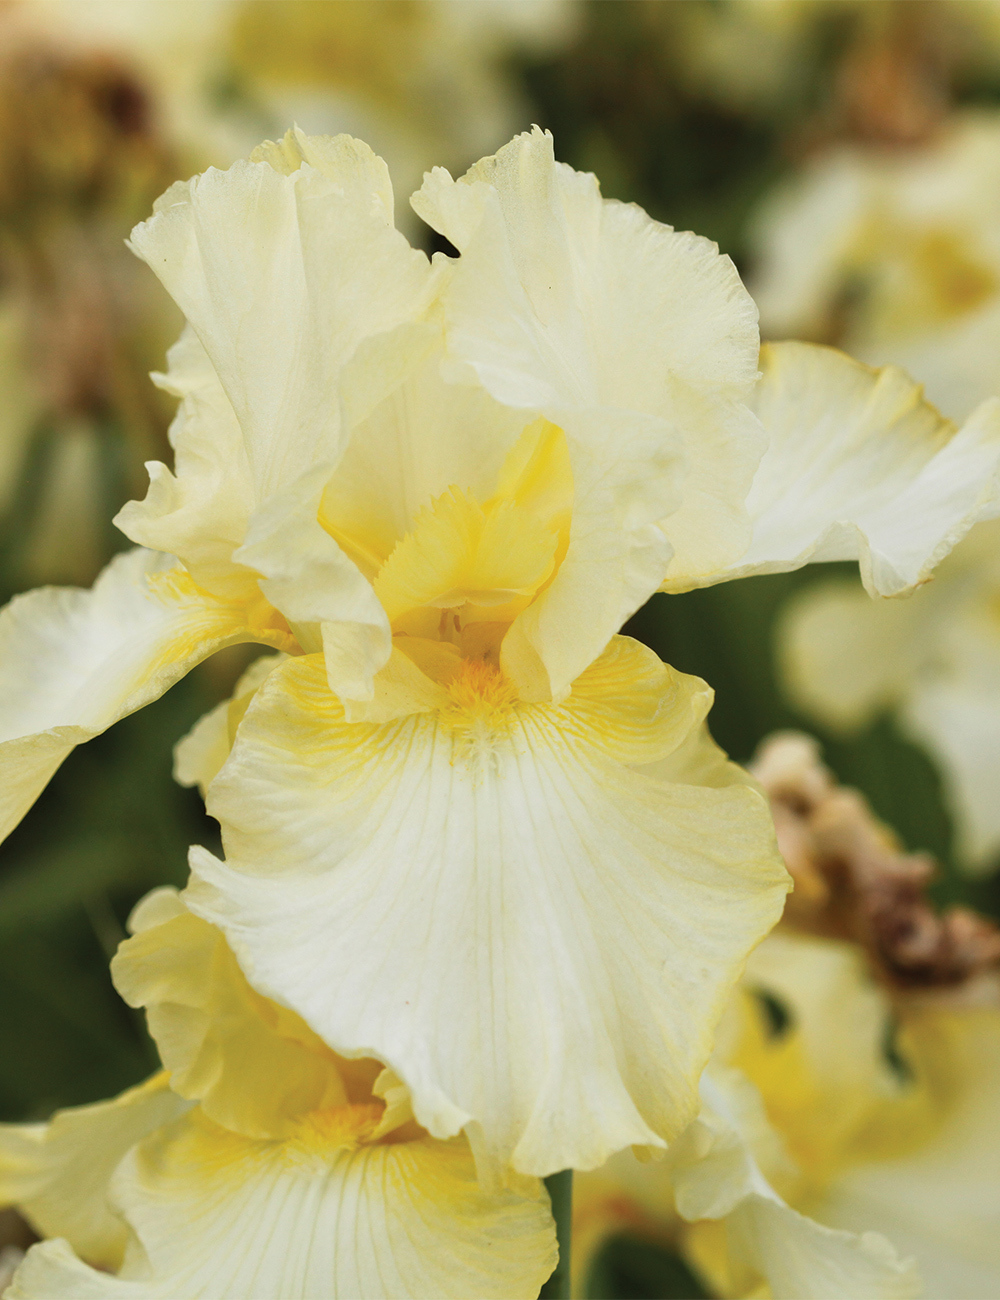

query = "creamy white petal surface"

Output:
[[6, 1115, 555, 1300], [128, 130, 432, 502], [709, 342, 1000, 595], [749, 115, 1000, 424], [668, 1069, 919, 1300], [185, 637, 789, 1177], [0, 1074, 187, 1272], [174, 652, 286, 798], [413, 127, 763, 686], [0, 548, 291, 844], [904, 675, 1000, 869], [240, 337, 532, 698], [779, 578, 923, 731], [3, 888, 558, 1300], [120, 131, 437, 675], [780, 521, 1000, 868], [814, 1009, 1000, 1300], [115, 327, 257, 603]]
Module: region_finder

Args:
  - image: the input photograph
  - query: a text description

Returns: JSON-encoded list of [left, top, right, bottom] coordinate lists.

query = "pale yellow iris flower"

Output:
[[0, 128, 998, 1182], [576, 929, 1000, 1300], [751, 112, 1000, 424], [781, 518, 1000, 873], [0, 888, 556, 1299]]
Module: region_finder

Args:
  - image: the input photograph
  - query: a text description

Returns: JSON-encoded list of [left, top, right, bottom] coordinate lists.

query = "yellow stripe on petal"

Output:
[[7, 1111, 556, 1299], [0, 549, 299, 846]]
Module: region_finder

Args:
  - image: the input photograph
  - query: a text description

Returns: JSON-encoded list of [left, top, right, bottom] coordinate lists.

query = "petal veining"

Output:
[[703, 341, 1000, 596], [0, 549, 293, 845], [185, 637, 789, 1176], [0, 1074, 187, 1272], [6, 1113, 556, 1300]]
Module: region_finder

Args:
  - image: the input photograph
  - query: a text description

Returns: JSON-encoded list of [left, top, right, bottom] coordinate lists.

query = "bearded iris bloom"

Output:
[[782, 518, 1000, 872], [0, 888, 557, 1299], [575, 928, 1000, 1300], [0, 128, 998, 1183]]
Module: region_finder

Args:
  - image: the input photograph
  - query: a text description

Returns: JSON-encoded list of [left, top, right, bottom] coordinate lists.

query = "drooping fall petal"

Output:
[[6, 1114, 556, 1300], [185, 637, 789, 1177]]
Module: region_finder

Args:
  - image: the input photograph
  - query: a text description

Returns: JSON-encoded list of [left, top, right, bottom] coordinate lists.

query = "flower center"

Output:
[[286, 1101, 385, 1155], [323, 416, 573, 679]]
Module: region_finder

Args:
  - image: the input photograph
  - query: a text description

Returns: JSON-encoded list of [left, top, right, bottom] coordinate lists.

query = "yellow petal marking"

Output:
[[348, 418, 572, 633], [373, 486, 559, 623], [731, 988, 942, 1202], [145, 566, 300, 661], [285, 1103, 386, 1157]]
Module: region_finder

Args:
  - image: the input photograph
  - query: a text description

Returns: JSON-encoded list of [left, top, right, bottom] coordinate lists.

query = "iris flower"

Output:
[[575, 928, 1000, 1299], [782, 518, 1000, 872], [0, 889, 556, 1299], [0, 128, 997, 1180]]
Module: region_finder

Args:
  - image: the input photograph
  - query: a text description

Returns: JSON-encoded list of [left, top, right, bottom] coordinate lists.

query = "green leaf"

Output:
[[584, 1234, 713, 1300]]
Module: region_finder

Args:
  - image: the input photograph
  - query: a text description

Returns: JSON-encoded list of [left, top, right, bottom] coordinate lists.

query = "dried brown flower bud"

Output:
[[752, 732, 1000, 992]]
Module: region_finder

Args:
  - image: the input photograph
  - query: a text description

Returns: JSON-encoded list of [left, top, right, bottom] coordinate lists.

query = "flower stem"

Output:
[[539, 1170, 573, 1299]]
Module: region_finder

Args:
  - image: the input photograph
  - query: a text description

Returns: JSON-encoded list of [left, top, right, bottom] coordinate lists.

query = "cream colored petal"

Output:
[[904, 676, 1000, 871], [500, 406, 678, 701], [743, 932, 897, 1111], [862, 298, 1000, 426], [111, 889, 347, 1141], [234, 464, 393, 692], [635, 719, 759, 792], [777, 578, 923, 731], [0, 1074, 187, 1272], [780, 565, 1000, 869], [174, 652, 286, 798], [749, 150, 872, 339], [711, 342, 1000, 596], [114, 327, 257, 604], [813, 1007, 1000, 1300], [228, 319, 487, 677], [413, 127, 763, 687], [128, 130, 432, 503], [668, 1069, 919, 1300], [6, 1112, 556, 1300], [725, 1193, 920, 1300], [0, 549, 288, 845], [326, 335, 530, 572], [185, 637, 789, 1177]]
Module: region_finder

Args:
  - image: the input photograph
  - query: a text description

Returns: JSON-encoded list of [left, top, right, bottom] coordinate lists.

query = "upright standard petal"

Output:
[[128, 130, 433, 501], [185, 637, 789, 1177], [412, 127, 762, 693], [0, 1074, 187, 1272], [114, 327, 257, 604], [0, 549, 294, 845], [7, 1115, 556, 1300], [702, 342, 1000, 596]]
